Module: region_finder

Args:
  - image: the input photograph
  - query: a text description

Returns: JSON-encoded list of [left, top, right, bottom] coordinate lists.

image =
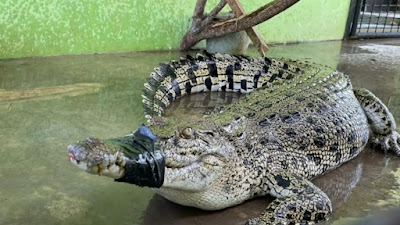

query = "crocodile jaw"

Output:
[[69, 154, 125, 179], [157, 132, 231, 191], [162, 153, 227, 191], [67, 140, 126, 179]]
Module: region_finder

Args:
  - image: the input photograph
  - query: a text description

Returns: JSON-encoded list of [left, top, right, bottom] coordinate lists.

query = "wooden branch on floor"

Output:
[[180, 0, 301, 55]]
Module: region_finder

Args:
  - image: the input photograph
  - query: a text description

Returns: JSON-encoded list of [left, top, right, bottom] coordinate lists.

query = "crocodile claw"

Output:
[[372, 131, 400, 156], [245, 218, 261, 225]]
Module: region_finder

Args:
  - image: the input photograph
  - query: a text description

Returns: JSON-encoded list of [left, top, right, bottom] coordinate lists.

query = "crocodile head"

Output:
[[68, 122, 234, 191]]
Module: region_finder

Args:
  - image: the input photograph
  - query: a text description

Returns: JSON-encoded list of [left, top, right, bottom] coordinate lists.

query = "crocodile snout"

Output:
[[67, 143, 94, 172], [67, 144, 88, 162]]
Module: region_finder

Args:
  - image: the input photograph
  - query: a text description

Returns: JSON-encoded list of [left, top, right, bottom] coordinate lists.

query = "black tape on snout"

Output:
[[115, 126, 165, 188], [115, 151, 165, 188]]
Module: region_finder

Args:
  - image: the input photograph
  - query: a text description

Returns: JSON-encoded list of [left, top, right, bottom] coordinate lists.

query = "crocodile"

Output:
[[67, 53, 400, 225]]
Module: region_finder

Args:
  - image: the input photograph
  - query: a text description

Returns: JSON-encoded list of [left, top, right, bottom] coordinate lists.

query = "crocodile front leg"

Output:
[[354, 88, 400, 156], [246, 171, 331, 225]]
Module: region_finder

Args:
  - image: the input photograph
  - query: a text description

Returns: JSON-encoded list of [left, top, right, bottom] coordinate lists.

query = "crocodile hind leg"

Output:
[[246, 171, 331, 225], [354, 88, 400, 156]]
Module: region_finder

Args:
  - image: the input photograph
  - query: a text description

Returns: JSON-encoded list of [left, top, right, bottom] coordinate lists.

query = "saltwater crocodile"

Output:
[[68, 53, 400, 225]]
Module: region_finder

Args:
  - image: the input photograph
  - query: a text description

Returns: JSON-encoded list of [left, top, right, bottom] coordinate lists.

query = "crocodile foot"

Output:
[[245, 215, 312, 225], [372, 131, 400, 156], [245, 217, 262, 225], [245, 217, 274, 225]]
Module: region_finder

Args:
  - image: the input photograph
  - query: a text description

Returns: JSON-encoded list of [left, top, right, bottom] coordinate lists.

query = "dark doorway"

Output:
[[347, 0, 400, 38]]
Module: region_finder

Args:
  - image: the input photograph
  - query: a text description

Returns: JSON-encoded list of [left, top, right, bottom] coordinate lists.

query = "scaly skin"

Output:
[[68, 53, 400, 225]]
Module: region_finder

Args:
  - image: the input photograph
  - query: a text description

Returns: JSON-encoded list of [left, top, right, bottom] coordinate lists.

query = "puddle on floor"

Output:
[[0, 39, 400, 225]]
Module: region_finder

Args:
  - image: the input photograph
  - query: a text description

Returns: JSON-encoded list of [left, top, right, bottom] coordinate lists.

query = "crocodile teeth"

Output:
[[97, 166, 103, 176], [114, 152, 126, 167]]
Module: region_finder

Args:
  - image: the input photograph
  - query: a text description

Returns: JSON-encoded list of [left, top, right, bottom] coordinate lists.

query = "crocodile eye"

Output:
[[181, 127, 194, 139]]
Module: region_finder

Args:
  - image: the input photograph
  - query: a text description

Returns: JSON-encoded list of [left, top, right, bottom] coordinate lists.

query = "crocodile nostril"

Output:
[[69, 152, 75, 160]]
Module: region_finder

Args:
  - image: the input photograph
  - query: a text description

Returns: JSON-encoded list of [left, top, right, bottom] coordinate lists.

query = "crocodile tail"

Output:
[[142, 52, 302, 120]]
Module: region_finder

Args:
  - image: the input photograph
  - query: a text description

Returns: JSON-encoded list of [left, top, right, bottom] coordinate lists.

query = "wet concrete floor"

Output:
[[0, 39, 400, 225]]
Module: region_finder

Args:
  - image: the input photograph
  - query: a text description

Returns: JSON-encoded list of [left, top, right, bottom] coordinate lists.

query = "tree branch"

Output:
[[206, 0, 227, 21], [193, 0, 207, 18], [191, 0, 208, 30], [225, 0, 269, 56], [181, 0, 301, 51], [195, 0, 227, 33]]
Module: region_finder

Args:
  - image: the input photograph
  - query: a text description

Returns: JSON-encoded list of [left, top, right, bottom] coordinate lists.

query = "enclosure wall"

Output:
[[0, 0, 351, 59]]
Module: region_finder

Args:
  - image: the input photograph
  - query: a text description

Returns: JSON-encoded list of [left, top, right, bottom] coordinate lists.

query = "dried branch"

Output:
[[191, 0, 208, 30], [193, 0, 207, 18], [195, 0, 227, 33], [225, 0, 268, 56], [181, 0, 301, 51]]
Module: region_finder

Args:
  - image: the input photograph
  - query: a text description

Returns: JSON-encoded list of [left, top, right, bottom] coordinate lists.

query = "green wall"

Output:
[[0, 0, 351, 59]]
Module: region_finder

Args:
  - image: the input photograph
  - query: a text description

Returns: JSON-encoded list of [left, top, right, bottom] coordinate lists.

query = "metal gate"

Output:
[[347, 0, 400, 38]]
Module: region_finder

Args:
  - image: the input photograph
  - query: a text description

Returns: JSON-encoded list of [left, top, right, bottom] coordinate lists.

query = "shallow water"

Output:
[[1, 39, 400, 225]]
